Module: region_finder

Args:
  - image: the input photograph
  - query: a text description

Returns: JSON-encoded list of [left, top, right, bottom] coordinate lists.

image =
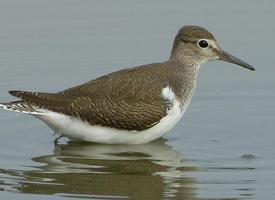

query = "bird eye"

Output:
[[198, 39, 209, 48]]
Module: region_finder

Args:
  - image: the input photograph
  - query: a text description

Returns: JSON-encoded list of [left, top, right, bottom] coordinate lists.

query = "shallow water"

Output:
[[0, 0, 275, 199]]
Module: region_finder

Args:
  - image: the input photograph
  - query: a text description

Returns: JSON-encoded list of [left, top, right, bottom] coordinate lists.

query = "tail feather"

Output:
[[1, 90, 75, 115], [9, 90, 74, 107], [0, 101, 48, 115]]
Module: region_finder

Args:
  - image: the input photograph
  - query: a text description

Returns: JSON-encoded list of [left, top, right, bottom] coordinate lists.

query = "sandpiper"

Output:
[[0, 25, 255, 144]]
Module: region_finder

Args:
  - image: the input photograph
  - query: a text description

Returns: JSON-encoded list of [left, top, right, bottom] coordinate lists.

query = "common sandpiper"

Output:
[[0, 25, 255, 144]]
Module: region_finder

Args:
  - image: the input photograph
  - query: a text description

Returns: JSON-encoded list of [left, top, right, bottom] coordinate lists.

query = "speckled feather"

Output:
[[8, 61, 198, 131], [5, 26, 206, 132]]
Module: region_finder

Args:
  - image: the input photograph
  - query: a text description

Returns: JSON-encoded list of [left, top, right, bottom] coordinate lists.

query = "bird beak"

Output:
[[217, 49, 255, 71]]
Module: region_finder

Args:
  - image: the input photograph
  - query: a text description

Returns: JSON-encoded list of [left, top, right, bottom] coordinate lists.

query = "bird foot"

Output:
[[54, 134, 63, 145]]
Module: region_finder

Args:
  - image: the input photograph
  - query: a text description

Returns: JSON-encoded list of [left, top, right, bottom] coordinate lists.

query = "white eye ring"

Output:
[[197, 39, 209, 48]]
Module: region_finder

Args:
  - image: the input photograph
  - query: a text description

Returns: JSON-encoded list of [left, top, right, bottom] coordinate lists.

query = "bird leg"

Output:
[[54, 134, 63, 145]]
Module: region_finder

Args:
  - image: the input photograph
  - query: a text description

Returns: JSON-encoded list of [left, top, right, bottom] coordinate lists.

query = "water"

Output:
[[0, 0, 274, 199]]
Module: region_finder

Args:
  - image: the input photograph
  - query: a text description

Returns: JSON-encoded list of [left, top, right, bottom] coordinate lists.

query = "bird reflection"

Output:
[[1, 139, 199, 199]]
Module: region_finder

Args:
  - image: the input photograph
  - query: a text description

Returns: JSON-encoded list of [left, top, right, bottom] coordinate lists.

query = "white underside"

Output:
[[1, 86, 194, 144], [37, 102, 183, 144]]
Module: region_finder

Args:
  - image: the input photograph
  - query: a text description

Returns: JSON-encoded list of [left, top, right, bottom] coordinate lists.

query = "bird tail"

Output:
[[1, 90, 74, 115], [0, 101, 48, 115]]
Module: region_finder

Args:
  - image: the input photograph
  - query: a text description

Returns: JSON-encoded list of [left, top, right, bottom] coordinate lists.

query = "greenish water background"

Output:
[[0, 0, 274, 199]]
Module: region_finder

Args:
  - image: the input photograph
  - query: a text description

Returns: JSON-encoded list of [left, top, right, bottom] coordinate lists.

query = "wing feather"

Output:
[[6, 63, 173, 131]]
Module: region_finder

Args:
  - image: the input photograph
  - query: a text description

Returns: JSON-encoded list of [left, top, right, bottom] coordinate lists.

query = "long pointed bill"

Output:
[[217, 49, 255, 71]]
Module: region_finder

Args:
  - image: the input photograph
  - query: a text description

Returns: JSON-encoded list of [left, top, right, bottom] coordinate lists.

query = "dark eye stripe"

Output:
[[180, 39, 213, 50], [180, 39, 209, 45]]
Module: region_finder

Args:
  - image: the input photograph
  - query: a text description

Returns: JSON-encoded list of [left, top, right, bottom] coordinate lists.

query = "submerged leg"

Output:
[[54, 134, 63, 145]]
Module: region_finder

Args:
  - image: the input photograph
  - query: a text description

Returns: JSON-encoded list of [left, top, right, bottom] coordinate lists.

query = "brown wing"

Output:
[[69, 96, 168, 131], [9, 90, 168, 131], [8, 63, 172, 131]]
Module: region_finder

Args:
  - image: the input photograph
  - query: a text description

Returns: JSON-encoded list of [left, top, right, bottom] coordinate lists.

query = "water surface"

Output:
[[0, 1, 275, 199]]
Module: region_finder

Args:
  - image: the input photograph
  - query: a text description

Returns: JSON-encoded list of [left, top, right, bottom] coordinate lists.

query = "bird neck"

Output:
[[169, 48, 201, 67], [164, 60, 200, 107]]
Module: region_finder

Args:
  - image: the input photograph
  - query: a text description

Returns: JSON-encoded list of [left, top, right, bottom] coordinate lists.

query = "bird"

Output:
[[0, 25, 255, 144]]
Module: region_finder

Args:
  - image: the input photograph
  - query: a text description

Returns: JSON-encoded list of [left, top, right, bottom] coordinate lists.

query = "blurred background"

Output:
[[0, 1, 274, 199]]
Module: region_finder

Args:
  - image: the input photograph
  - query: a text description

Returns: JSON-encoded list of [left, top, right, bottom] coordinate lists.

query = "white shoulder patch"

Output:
[[162, 86, 176, 102]]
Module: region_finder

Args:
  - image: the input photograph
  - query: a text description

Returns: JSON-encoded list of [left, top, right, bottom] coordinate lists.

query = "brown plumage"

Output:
[[8, 60, 197, 131], [1, 25, 254, 141]]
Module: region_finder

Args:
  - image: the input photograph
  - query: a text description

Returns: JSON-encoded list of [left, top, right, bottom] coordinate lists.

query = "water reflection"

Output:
[[0, 139, 199, 199]]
